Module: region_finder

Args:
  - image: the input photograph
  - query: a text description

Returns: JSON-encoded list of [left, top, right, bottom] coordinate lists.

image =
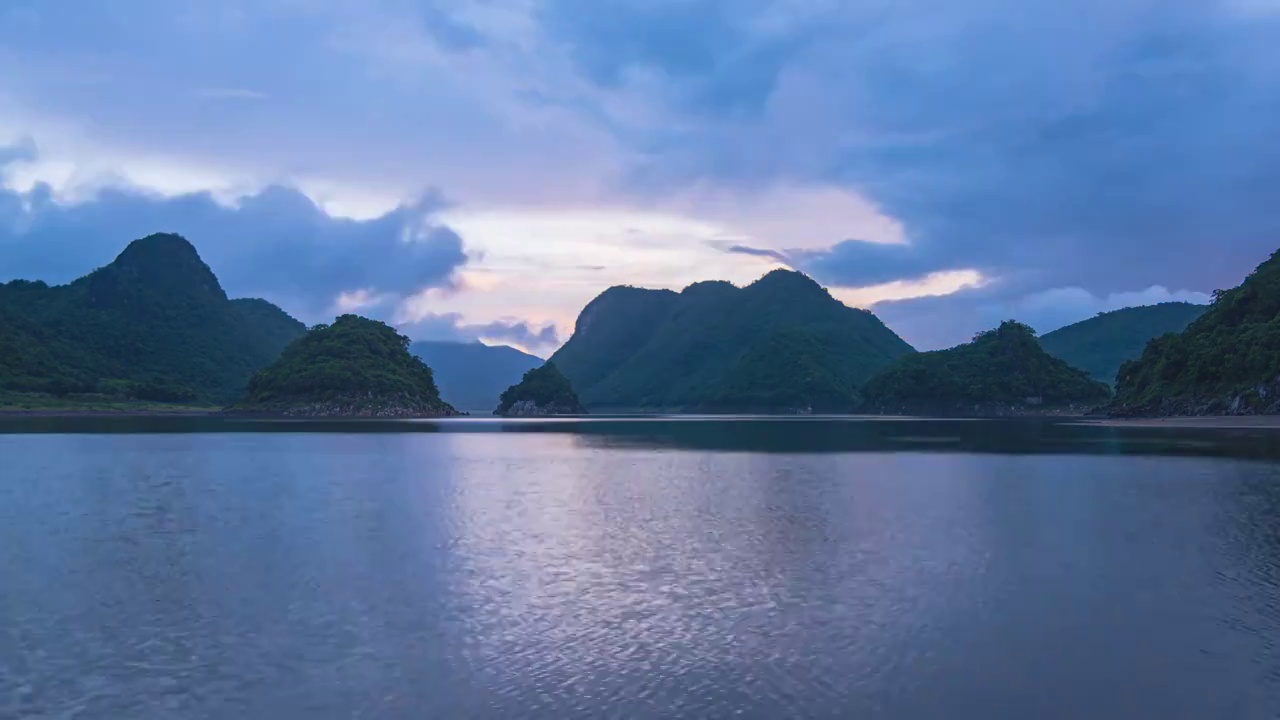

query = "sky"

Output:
[[2, 0, 1278, 353]]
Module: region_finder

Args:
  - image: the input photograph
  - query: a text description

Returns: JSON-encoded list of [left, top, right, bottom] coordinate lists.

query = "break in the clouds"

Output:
[[2, 0, 1277, 346], [396, 311, 559, 353]]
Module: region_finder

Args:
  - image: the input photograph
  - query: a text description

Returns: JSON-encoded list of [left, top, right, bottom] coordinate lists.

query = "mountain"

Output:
[[549, 285, 682, 396], [232, 314, 459, 417], [1112, 249, 1280, 416], [700, 328, 864, 412], [1038, 303, 1207, 384], [861, 320, 1112, 416], [410, 340, 543, 412], [549, 269, 914, 411], [0, 233, 305, 404], [495, 362, 585, 416]]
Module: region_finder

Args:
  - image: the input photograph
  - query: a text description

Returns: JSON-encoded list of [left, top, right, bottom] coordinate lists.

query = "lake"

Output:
[[2, 416, 1278, 718]]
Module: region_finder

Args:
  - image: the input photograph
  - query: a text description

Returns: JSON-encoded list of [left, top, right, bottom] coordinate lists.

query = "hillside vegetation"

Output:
[[1038, 303, 1206, 384], [1112, 249, 1280, 416], [234, 314, 458, 417], [862, 321, 1112, 415], [0, 233, 304, 405], [550, 269, 914, 411], [495, 362, 585, 416]]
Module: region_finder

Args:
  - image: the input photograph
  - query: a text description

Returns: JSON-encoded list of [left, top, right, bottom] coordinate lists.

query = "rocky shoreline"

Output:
[[494, 399, 583, 417], [493, 363, 586, 417], [860, 402, 1103, 418], [224, 397, 462, 418], [1108, 378, 1280, 418], [1082, 415, 1280, 429]]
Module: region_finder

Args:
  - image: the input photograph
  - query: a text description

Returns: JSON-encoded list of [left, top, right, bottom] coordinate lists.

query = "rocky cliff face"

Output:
[[497, 399, 582, 417], [1110, 377, 1280, 418]]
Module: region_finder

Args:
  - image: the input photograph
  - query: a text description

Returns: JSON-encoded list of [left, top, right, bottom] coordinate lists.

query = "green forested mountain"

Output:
[[1112, 249, 1280, 416], [1038, 303, 1207, 384], [862, 320, 1112, 415], [410, 340, 542, 412], [549, 269, 914, 411], [548, 284, 682, 395], [0, 233, 305, 404], [701, 328, 863, 412], [495, 362, 585, 416], [234, 314, 458, 417]]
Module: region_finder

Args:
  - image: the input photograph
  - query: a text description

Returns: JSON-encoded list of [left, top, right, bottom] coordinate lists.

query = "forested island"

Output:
[[494, 362, 585, 416], [861, 321, 1112, 416], [228, 315, 459, 417]]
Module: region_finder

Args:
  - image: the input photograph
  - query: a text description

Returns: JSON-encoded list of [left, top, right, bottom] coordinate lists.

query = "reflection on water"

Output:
[[1, 414, 1278, 460], [1, 422, 1278, 718]]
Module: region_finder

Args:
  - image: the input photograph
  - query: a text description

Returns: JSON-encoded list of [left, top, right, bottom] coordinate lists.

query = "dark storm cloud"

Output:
[[539, 0, 1280, 298], [0, 144, 468, 316], [536, 0, 803, 118]]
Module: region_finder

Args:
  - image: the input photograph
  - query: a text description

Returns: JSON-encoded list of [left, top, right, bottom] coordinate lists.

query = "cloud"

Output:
[[192, 88, 267, 102], [332, 288, 394, 314], [0, 144, 468, 317], [725, 244, 789, 263], [0, 0, 623, 208], [415, 1, 488, 51], [795, 239, 954, 288], [396, 311, 560, 353], [830, 270, 990, 308], [1223, 0, 1280, 17], [471, 318, 560, 348], [1014, 285, 1212, 335], [4, 1, 1279, 350], [542, 0, 1280, 301], [0, 136, 37, 167]]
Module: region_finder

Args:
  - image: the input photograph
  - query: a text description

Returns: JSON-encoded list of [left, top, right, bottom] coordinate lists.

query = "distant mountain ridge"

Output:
[[4, 232, 1242, 417], [549, 269, 915, 411], [410, 340, 543, 412], [0, 233, 305, 404], [862, 320, 1112, 416], [1038, 302, 1207, 384], [1112, 248, 1280, 416]]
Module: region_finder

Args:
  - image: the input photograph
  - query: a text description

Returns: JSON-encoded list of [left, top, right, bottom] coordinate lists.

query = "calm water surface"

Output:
[[2, 417, 1278, 718]]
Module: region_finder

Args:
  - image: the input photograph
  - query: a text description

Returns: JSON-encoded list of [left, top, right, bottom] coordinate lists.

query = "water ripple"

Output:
[[0, 429, 1278, 718]]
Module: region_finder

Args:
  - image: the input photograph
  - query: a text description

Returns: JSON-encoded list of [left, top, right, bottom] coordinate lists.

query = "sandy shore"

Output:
[[1079, 415, 1280, 429]]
